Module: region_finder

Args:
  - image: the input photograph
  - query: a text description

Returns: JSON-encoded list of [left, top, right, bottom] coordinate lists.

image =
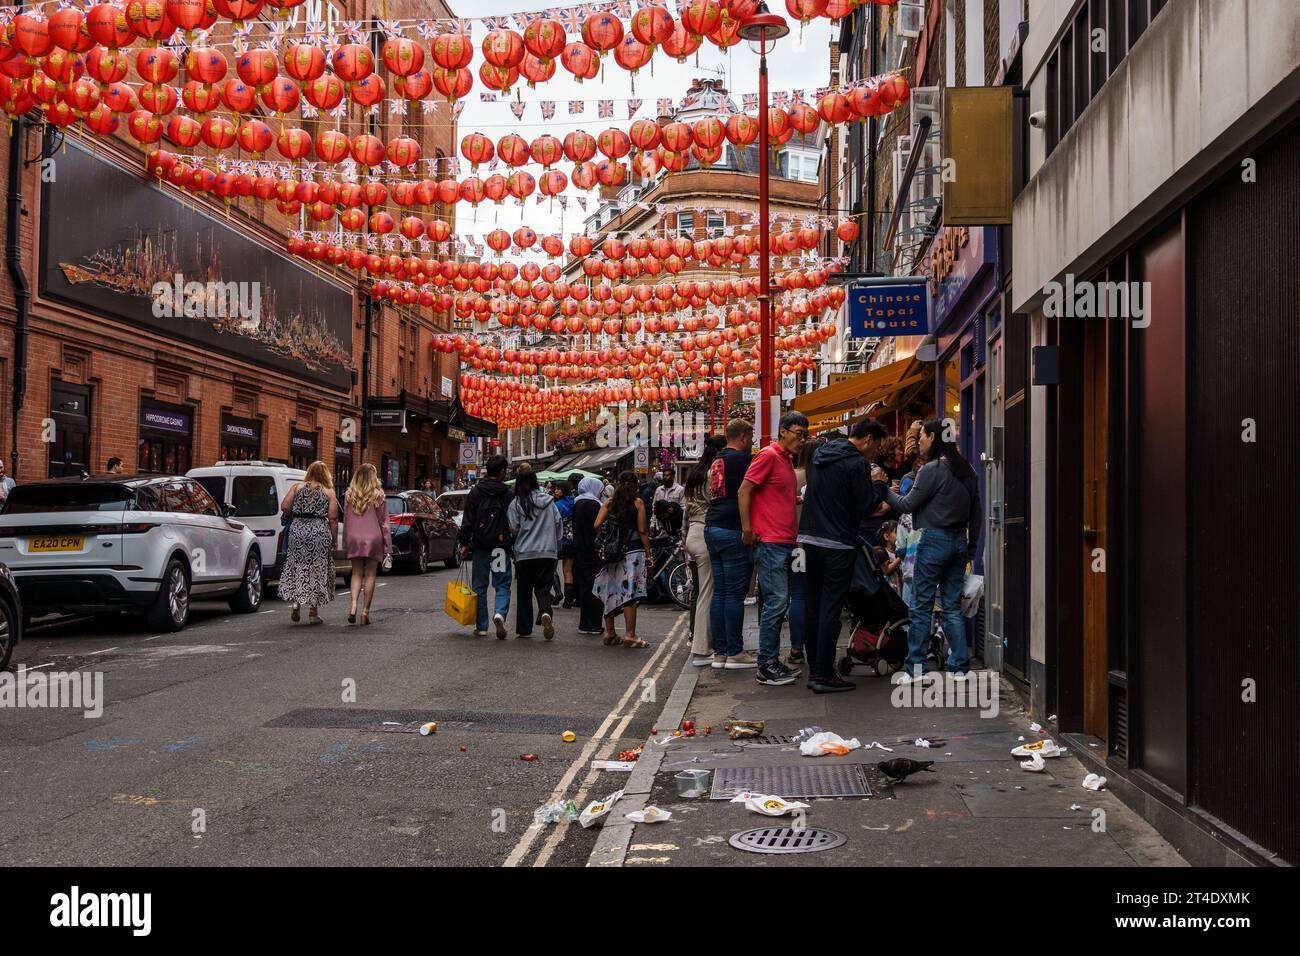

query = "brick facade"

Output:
[[0, 1, 460, 492]]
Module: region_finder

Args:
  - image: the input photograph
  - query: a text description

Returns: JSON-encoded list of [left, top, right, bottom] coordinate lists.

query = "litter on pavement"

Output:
[[591, 760, 636, 772], [1011, 739, 1063, 758], [579, 790, 624, 828], [1019, 752, 1046, 772], [798, 731, 862, 757], [1082, 773, 1108, 791], [730, 791, 810, 816], [727, 721, 765, 740], [625, 806, 671, 824], [532, 800, 579, 825]]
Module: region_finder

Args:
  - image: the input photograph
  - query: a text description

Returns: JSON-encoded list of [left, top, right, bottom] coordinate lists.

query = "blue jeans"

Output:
[[705, 526, 752, 657], [789, 565, 805, 651], [472, 547, 512, 631], [755, 542, 792, 664], [905, 528, 969, 674]]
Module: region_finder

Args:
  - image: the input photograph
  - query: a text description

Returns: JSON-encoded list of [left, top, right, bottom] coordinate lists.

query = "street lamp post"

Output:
[[739, 3, 789, 448]]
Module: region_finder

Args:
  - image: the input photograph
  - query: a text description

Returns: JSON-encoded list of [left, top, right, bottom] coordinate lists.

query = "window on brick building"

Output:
[[707, 213, 725, 238], [678, 212, 694, 237]]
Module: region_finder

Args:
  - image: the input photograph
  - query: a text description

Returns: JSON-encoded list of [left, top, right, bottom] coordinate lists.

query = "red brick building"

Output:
[[0, 1, 473, 495]]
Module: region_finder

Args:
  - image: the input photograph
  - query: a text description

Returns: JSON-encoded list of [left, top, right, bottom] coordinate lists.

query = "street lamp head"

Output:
[[739, 2, 790, 55]]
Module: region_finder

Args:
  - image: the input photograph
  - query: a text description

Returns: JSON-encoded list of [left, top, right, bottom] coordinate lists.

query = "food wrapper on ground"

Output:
[[798, 731, 862, 757], [1082, 773, 1108, 791], [790, 726, 826, 744], [532, 799, 579, 825], [579, 789, 624, 828], [1019, 752, 1046, 772], [728, 720, 765, 740], [617, 747, 642, 761], [1011, 739, 1063, 758], [729, 792, 810, 816], [591, 760, 636, 771], [625, 806, 672, 824]]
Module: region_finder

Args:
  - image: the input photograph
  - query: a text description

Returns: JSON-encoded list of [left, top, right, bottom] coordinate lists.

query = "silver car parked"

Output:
[[0, 475, 263, 632]]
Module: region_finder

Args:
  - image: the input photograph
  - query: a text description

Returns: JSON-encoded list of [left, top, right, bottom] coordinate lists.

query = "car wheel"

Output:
[[229, 551, 263, 613], [146, 558, 190, 632], [414, 534, 429, 574], [0, 597, 17, 671]]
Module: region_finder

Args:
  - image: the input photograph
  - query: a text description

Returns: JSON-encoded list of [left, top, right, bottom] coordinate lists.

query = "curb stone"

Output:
[[587, 650, 699, 866]]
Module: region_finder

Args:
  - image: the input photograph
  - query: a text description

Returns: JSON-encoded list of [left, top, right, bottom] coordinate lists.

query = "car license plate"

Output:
[[29, 535, 84, 552]]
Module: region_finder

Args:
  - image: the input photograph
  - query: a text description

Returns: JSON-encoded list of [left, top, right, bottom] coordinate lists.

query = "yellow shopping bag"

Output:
[[444, 568, 477, 626]]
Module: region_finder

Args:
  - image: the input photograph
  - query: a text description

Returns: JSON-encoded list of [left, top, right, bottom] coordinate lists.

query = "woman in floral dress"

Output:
[[593, 470, 651, 649], [278, 461, 339, 624]]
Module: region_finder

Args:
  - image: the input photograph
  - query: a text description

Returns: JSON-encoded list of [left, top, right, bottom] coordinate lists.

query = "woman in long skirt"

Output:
[[593, 471, 652, 649], [342, 462, 391, 626], [278, 461, 339, 624]]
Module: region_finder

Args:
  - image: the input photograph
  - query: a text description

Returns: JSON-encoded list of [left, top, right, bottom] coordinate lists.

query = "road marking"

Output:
[[502, 612, 686, 868], [529, 614, 686, 868]]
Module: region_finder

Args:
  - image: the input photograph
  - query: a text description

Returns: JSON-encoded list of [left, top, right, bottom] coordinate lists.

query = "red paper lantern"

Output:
[[660, 121, 693, 154], [725, 112, 758, 145], [237, 118, 272, 155], [86, 5, 133, 50], [284, 43, 325, 82], [185, 46, 226, 86], [212, 0, 264, 27], [388, 137, 421, 168], [581, 13, 624, 54], [431, 33, 473, 70], [431, 67, 471, 103], [482, 30, 525, 69], [530, 133, 563, 167], [520, 52, 555, 87], [236, 48, 277, 92], [165, 113, 201, 147], [628, 118, 662, 152], [571, 161, 598, 191], [461, 132, 495, 168], [596, 160, 627, 188], [139, 82, 177, 114], [495, 133, 528, 167], [200, 115, 236, 150], [560, 42, 598, 82], [632, 6, 675, 48], [524, 17, 566, 62], [478, 62, 518, 95], [846, 83, 878, 120], [817, 91, 851, 125], [276, 126, 312, 161], [597, 128, 631, 160], [662, 21, 703, 62], [614, 36, 652, 80], [681, 0, 722, 38], [125, 1, 175, 46], [86, 47, 129, 87], [315, 128, 350, 163], [507, 170, 535, 202], [127, 109, 163, 143], [394, 68, 432, 100], [165, 0, 206, 33], [331, 43, 373, 85], [562, 130, 597, 164], [304, 74, 344, 110], [788, 102, 820, 138], [260, 76, 300, 114], [218, 78, 254, 113], [48, 10, 92, 54], [382, 37, 424, 77], [349, 73, 386, 107]]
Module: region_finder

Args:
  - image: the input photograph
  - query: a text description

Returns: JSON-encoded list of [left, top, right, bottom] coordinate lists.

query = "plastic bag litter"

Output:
[[791, 726, 826, 744], [798, 731, 862, 757], [1019, 752, 1046, 772], [651, 734, 687, 748], [961, 572, 984, 618], [533, 799, 580, 825], [1011, 739, 1064, 758], [625, 806, 672, 824], [914, 738, 933, 748], [861, 740, 895, 752], [1082, 773, 1108, 791], [579, 789, 625, 828], [730, 791, 810, 816]]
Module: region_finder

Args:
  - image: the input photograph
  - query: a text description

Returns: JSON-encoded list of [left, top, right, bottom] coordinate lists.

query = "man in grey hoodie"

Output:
[[507, 469, 563, 640]]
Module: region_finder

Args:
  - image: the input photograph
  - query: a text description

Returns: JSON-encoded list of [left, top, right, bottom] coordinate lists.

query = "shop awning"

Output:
[[791, 357, 929, 419], [565, 446, 632, 472]]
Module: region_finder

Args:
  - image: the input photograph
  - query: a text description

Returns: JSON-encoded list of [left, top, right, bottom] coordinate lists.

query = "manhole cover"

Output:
[[729, 826, 847, 854], [710, 765, 872, 800]]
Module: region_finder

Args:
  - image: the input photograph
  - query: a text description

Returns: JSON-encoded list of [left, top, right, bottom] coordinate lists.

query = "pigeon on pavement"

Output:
[[877, 758, 936, 782]]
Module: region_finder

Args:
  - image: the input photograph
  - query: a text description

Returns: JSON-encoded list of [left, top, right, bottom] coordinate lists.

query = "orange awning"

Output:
[[793, 357, 927, 419]]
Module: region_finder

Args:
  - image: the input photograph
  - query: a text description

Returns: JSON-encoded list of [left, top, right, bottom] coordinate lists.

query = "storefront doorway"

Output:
[[48, 381, 91, 478], [139, 400, 194, 475]]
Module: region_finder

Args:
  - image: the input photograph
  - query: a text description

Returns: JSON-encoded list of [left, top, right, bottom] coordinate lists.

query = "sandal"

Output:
[[622, 638, 650, 649], [603, 634, 619, 646]]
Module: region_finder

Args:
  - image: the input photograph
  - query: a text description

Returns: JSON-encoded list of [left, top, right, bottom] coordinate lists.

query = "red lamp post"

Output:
[[739, 3, 789, 448]]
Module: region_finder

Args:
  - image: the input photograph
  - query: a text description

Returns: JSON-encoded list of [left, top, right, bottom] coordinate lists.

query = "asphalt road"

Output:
[[0, 566, 689, 867]]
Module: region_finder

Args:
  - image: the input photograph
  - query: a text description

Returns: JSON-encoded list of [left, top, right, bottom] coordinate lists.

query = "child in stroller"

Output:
[[838, 533, 947, 677]]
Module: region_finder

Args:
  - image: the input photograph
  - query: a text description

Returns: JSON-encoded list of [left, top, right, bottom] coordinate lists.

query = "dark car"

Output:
[[386, 491, 459, 573], [0, 562, 21, 671]]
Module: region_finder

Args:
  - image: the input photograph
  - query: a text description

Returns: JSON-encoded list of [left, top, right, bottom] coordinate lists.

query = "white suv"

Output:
[[0, 475, 263, 631]]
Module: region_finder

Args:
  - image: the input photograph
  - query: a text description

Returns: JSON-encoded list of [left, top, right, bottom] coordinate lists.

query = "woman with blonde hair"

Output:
[[342, 463, 391, 625], [279, 460, 339, 624]]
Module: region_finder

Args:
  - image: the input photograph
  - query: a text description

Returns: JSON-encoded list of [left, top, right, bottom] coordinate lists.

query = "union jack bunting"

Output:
[[536, 194, 547, 204], [560, 9, 584, 33], [340, 21, 363, 41], [576, 197, 588, 211], [569, 100, 585, 114], [613, 0, 632, 15], [305, 22, 328, 43], [483, 16, 507, 29], [626, 99, 643, 118], [772, 93, 788, 109], [558, 197, 568, 209], [541, 101, 556, 119], [656, 98, 672, 115], [388, 98, 407, 115], [453, 100, 466, 118], [488, 157, 500, 170], [415, 20, 438, 40], [511, 101, 527, 120], [598, 100, 614, 118], [480, 92, 497, 101], [380, 20, 401, 36], [265, 22, 288, 47], [743, 93, 759, 111], [421, 100, 440, 115]]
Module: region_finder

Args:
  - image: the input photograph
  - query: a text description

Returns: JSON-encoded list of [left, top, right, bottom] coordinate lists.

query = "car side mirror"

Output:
[[222, 503, 236, 517]]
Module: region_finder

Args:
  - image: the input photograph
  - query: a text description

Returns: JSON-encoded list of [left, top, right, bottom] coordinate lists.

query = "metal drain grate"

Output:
[[739, 734, 797, 746], [710, 765, 872, 800], [729, 826, 847, 854]]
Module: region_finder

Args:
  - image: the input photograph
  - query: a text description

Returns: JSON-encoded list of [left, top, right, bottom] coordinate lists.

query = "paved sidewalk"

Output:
[[590, 608, 1186, 867]]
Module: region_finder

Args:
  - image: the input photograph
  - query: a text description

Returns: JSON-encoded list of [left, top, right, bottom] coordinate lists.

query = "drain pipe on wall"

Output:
[[6, 114, 29, 482]]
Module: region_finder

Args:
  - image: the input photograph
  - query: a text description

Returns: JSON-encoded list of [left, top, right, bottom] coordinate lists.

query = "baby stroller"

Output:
[[837, 545, 911, 677]]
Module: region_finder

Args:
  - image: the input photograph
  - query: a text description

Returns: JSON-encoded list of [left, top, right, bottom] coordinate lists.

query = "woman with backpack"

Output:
[[570, 477, 607, 635], [507, 469, 562, 640], [885, 420, 982, 679], [553, 480, 577, 607], [592, 470, 652, 648]]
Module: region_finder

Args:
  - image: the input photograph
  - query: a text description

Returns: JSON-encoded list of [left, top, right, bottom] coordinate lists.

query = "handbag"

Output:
[[443, 564, 477, 626], [595, 517, 626, 566]]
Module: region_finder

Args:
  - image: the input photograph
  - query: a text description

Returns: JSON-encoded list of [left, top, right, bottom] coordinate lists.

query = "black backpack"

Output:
[[472, 491, 512, 551], [595, 517, 626, 566]]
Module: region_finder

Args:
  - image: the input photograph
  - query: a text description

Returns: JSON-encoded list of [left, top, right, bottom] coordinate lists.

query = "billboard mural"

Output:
[[40, 142, 354, 391]]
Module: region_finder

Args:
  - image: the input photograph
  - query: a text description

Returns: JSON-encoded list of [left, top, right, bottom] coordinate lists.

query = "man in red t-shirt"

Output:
[[738, 410, 808, 687]]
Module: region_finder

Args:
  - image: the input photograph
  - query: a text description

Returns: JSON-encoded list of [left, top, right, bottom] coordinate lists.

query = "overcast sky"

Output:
[[452, 2, 832, 246]]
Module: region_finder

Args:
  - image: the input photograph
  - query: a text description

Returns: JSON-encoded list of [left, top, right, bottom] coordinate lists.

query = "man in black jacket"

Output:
[[796, 418, 889, 693], [457, 455, 513, 638]]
